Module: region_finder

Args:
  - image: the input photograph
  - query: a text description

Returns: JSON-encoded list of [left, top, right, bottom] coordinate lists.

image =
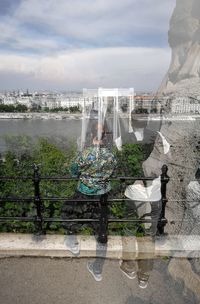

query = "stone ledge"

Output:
[[0, 233, 200, 259]]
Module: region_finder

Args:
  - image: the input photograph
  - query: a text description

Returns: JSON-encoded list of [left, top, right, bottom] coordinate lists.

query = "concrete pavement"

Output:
[[0, 257, 199, 304]]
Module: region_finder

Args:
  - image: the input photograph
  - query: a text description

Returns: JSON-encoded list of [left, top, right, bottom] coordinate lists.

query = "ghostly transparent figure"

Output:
[[63, 88, 169, 285], [64, 88, 134, 281]]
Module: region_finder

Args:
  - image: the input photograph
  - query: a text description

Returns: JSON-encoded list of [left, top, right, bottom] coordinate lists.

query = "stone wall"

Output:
[[151, 0, 200, 235], [159, 0, 200, 97]]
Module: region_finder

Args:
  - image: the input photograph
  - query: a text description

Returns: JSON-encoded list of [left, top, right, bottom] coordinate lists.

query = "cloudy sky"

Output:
[[0, 0, 175, 92]]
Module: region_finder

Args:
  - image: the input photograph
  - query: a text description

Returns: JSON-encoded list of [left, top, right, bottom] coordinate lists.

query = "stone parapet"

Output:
[[0, 233, 200, 259]]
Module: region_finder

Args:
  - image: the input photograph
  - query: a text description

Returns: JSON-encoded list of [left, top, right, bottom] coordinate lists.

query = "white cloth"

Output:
[[157, 131, 170, 154], [115, 136, 122, 151], [125, 176, 161, 202]]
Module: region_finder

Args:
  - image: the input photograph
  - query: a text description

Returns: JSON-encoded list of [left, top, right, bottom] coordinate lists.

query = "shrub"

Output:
[[0, 137, 145, 236]]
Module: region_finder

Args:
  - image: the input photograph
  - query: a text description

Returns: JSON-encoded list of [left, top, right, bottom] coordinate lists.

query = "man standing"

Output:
[[119, 106, 169, 288]]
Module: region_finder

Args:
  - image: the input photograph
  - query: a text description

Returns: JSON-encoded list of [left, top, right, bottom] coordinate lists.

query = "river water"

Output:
[[0, 118, 82, 153], [0, 115, 199, 153], [0, 116, 131, 153]]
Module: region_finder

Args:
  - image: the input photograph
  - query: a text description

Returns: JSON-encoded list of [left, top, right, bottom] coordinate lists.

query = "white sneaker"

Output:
[[64, 235, 80, 255], [119, 260, 137, 279], [87, 261, 102, 282]]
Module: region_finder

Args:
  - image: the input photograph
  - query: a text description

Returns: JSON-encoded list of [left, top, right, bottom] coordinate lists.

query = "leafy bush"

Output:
[[0, 137, 145, 236]]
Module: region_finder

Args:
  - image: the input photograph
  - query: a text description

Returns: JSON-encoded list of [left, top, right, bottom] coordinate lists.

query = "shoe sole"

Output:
[[66, 246, 80, 255], [138, 282, 148, 289]]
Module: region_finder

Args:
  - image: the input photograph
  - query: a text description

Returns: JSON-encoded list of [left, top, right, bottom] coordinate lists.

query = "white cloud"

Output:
[[0, 47, 171, 91], [16, 0, 175, 33], [0, 1, 175, 90], [0, 0, 176, 52], [0, 19, 61, 53]]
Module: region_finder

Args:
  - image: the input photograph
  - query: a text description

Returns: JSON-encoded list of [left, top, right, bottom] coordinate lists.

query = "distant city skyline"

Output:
[[0, 0, 175, 91]]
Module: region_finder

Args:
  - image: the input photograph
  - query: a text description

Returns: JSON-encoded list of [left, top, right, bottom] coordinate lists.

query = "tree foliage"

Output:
[[0, 104, 81, 113], [0, 137, 145, 235], [0, 104, 28, 112]]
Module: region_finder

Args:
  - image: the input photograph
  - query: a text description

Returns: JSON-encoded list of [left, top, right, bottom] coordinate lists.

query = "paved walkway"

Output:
[[0, 257, 199, 304]]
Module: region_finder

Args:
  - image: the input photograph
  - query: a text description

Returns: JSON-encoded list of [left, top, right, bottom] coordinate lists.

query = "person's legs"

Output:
[[119, 200, 139, 279], [87, 241, 107, 282], [137, 259, 153, 288], [119, 199, 161, 287], [61, 191, 84, 233], [137, 200, 162, 288], [62, 191, 98, 255], [87, 194, 108, 282], [146, 200, 162, 236], [61, 192, 82, 255]]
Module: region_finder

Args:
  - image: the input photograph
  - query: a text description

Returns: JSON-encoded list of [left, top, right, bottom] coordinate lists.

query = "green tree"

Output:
[[15, 104, 28, 112], [0, 138, 145, 235], [0, 137, 77, 233]]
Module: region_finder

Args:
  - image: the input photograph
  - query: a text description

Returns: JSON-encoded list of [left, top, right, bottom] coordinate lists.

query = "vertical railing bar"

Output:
[[32, 164, 44, 235], [157, 164, 170, 235], [98, 193, 108, 244]]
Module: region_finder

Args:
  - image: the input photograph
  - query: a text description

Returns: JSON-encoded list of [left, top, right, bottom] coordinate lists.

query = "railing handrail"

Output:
[[0, 175, 161, 181], [0, 164, 170, 243]]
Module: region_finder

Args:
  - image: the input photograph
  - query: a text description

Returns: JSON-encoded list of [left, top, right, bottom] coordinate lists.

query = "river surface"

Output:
[[0, 118, 82, 153], [0, 117, 130, 152], [0, 115, 199, 153]]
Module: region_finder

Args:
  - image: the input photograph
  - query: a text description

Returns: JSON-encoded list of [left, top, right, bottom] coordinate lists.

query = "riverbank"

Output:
[[0, 112, 199, 120], [0, 112, 82, 120], [0, 112, 129, 120]]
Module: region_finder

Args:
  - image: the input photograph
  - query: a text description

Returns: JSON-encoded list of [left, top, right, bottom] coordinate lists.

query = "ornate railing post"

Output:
[[98, 193, 108, 243], [157, 164, 170, 235], [32, 164, 44, 235]]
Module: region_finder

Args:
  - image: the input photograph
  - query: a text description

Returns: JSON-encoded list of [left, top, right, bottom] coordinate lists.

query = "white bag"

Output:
[[125, 176, 161, 202]]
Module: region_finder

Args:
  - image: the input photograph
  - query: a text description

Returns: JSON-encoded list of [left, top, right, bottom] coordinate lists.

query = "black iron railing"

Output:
[[0, 164, 169, 243]]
